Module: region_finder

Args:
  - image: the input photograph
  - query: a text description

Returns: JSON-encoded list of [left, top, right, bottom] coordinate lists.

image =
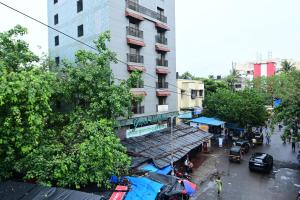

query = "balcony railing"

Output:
[[132, 106, 145, 114], [157, 104, 169, 112], [127, 26, 143, 39], [156, 82, 169, 89], [127, 53, 144, 63], [156, 59, 168, 67], [131, 81, 144, 88], [155, 35, 168, 45], [126, 0, 167, 23]]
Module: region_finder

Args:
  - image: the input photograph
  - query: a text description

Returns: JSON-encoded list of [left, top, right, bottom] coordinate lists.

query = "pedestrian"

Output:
[[278, 124, 282, 131], [184, 156, 189, 173], [297, 151, 300, 166], [292, 136, 296, 152], [215, 176, 223, 197]]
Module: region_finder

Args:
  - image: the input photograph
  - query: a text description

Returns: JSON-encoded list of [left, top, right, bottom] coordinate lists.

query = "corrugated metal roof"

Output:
[[122, 124, 213, 169]]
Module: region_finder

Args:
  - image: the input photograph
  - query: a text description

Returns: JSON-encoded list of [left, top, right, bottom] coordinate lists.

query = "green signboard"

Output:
[[126, 124, 168, 138], [118, 111, 178, 128]]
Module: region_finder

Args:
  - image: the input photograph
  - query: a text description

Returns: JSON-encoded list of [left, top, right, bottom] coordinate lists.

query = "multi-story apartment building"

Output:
[[47, 0, 177, 139], [177, 79, 204, 112]]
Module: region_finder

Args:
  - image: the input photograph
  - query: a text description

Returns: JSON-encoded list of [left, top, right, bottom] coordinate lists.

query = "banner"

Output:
[[126, 124, 168, 138]]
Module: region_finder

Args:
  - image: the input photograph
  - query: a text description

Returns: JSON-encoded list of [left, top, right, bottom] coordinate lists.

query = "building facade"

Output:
[[177, 79, 204, 117], [48, 0, 177, 139]]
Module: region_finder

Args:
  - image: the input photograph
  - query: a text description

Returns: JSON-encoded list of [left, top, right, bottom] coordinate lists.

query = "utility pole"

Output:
[[170, 116, 174, 176]]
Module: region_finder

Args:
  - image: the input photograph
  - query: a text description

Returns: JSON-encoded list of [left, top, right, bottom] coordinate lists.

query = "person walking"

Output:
[[292, 135, 296, 152], [215, 176, 223, 197], [297, 151, 300, 166]]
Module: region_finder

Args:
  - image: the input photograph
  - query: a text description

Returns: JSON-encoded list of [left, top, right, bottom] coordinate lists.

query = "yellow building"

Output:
[[177, 79, 204, 114]]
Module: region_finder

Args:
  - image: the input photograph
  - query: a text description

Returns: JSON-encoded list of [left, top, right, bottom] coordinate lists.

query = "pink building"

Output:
[[253, 61, 276, 78]]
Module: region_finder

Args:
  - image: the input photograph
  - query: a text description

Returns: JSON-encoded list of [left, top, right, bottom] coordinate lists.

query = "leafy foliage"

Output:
[[0, 25, 39, 72], [281, 60, 295, 73], [203, 88, 268, 127], [0, 27, 131, 188]]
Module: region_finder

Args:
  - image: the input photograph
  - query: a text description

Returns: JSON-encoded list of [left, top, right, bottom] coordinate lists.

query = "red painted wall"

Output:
[[253, 64, 261, 78], [267, 62, 275, 77]]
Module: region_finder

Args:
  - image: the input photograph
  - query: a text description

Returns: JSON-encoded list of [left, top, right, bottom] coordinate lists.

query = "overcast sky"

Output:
[[1, 0, 300, 77]]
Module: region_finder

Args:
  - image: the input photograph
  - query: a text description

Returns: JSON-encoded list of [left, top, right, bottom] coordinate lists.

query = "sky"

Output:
[[1, 0, 300, 77]]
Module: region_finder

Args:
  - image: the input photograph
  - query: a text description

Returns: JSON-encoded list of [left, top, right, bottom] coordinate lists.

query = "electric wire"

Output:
[[0, 1, 204, 99]]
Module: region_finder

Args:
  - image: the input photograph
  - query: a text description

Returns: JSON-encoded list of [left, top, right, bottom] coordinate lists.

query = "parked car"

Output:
[[249, 153, 273, 172], [254, 132, 264, 145], [235, 140, 250, 154], [229, 146, 242, 163]]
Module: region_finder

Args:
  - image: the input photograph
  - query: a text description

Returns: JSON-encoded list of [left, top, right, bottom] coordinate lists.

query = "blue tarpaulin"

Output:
[[191, 117, 225, 126], [225, 123, 244, 132], [125, 177, 164, 200], [143, 164, 172, 175], [274, 98, 281, 108]]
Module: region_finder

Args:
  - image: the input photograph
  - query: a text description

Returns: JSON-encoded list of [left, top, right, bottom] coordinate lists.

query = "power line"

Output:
[[0, 1, 204, 99]]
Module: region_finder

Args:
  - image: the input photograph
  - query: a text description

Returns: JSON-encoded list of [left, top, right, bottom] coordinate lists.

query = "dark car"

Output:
[[229, 146, 242, 163], [254, 132, 264, 145], [236, 140, 250, 154], [249, 153, 273, 172]]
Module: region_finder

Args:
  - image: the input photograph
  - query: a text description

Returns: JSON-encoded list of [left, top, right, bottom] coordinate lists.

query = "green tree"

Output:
[[272, 71, 300, 133], [0, 25, 39, 72], [203, 88, 268, 127], [0, 27, 131, 188], [281, 60, 295, 73], [203, 78, 229, 96], [225, 68, 241, 91]]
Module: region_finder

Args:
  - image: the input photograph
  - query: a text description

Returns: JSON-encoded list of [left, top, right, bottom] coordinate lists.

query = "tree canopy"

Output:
[[203, 88, 268, 127], [0, 26, 131, 188]]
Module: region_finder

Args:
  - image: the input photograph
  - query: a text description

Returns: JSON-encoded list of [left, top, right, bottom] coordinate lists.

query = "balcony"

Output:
[[156, 82, 169, 89], [157, 104, 169, 112], [127, 53, 144, 64], [127, 26, 143, 39], [126, 0, 167, 23], [130, 81, 144, 89], [156, 59, 168, 67], [155, 35, 168, 45], [132, 106, 145, 114]]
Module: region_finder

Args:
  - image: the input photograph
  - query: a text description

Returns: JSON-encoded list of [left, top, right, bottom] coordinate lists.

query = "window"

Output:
[[130, 47, 139, 55], [55, 57, 60, 66], [158, 97, 167, 105], [129, 21, 139, 29], [54, 0, 58, 4], [54, 14, 59, 25], [77, 0, 83, 13], [199, 90, 204, 97], [54, 35, 59, 46], [77, 24, 84, 37], [191, 90, 197, 99], [158, 74, 166, 83]]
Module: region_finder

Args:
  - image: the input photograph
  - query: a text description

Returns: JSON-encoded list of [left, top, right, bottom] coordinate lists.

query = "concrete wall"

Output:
[[48, 0, 177, 119], [177, 79, 204, 110]]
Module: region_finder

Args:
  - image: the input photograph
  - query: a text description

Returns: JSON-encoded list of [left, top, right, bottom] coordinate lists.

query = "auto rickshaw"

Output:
[[229, 146, 242, 163]]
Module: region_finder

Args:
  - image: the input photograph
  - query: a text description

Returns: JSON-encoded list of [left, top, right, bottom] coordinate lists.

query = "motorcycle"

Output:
[[297, 191, 300, 200]]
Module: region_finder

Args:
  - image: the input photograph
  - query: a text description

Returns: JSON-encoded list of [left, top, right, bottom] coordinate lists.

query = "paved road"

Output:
[[191, 127, 300, 200]]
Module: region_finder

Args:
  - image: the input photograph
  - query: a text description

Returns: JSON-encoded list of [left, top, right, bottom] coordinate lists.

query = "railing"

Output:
[[131, 81, 144, 88], [156, 59, 168, 67], [157, 104, 169, 112], [156, 82, 169, 89], [155, 35, 168, 45], [126, 0, 167, 23], [127, 26, 143, 39], [127, 53, 144, 63], [132, 106, 145, 114]]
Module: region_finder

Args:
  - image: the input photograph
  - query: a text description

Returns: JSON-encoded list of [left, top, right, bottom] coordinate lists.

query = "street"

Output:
[[191, 127, 300, 200]]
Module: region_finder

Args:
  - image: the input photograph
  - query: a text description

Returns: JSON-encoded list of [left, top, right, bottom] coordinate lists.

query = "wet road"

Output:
[[192, 127, 300, 200]]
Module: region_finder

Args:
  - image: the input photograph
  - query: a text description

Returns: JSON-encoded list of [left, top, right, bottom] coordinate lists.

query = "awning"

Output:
[[127, 38, 145, 47], [122, 124, 213, 169], [142, 163, 172, 175], [225, 123, 244, 132], [191, 117, 225, 126], [155, 44, 170, 52], [125, 177, 163, 200]]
